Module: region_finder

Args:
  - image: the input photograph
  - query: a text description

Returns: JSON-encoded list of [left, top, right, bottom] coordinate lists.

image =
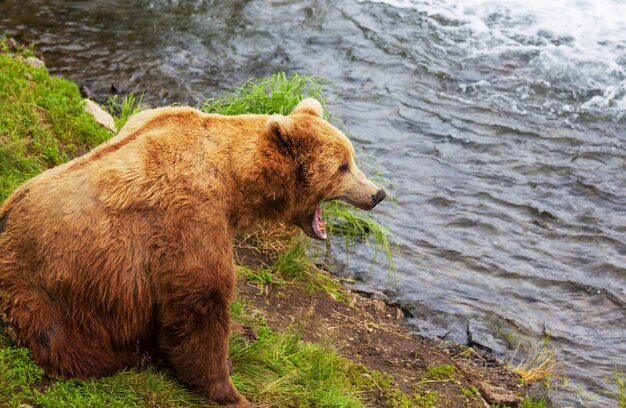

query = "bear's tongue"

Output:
[[312, 204, 327, 240]]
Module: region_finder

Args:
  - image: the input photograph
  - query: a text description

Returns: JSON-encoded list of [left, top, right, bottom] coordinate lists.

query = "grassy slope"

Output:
[[0, 43, 111, 202]]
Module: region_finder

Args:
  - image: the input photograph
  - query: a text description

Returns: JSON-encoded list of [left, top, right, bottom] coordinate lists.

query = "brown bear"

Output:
[[0, 98, 385, 406]]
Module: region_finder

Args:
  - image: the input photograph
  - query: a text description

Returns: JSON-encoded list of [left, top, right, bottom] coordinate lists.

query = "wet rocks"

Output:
[[466, 320, 508, 352]]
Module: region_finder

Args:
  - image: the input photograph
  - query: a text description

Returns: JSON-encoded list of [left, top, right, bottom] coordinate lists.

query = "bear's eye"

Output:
[[338, 161, 349, 173]]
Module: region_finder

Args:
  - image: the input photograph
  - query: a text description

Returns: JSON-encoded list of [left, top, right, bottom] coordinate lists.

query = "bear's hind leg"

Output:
[[5, 290, 139, 379]]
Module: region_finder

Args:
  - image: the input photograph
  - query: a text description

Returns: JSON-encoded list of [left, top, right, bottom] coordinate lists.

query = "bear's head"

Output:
[[265, 98, 386, 240]]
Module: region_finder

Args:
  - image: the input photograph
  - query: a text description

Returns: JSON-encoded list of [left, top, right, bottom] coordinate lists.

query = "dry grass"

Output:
[[509, 345, 562, 385], [235, 223, 300, 267]]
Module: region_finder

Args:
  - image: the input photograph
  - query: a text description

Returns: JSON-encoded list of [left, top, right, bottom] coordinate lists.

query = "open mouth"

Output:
[[310, 204, 327, 240]]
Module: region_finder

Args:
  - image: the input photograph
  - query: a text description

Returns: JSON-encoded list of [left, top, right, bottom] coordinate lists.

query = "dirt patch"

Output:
[[236, 257, 528, 407]]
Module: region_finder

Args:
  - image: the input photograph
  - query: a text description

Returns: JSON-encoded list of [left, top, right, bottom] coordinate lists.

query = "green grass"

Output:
[[270, 237, 348, 301], [271, 237, 311, 280], [323, 200, 396, 271], [0, 39, 111, 202], [0, 40, 35, 58], [0, 348, 45, 406], [107, 92, 145, 130], [238, 263, 285, 292], [34, 368, 203, 408], [201, 72, 397, 271], [5, 345, 183, 407], [228, 301, 363, 408], [201, 72, 329, 117]]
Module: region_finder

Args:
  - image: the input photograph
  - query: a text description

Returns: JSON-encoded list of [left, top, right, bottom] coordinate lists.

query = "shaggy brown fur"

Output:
[[0, 98, 384, 406]]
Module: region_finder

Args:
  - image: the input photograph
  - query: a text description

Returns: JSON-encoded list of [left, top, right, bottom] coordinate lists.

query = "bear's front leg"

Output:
[[156, 267, 250, 407]]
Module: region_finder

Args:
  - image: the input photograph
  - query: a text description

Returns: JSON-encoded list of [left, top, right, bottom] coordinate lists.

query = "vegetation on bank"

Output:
[[0, 41, 111, 202]]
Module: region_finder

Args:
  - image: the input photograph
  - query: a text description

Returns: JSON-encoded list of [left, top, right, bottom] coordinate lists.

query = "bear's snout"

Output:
[[372, 189, 386, 207]]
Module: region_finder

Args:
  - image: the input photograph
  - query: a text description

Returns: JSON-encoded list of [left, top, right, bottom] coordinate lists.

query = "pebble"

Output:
[[24, 56, 45, 69], [83, 99, 116, 133]]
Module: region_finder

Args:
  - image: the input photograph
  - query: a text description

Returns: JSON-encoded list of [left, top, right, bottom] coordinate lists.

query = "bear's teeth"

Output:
[[312, 205, 327, 240]]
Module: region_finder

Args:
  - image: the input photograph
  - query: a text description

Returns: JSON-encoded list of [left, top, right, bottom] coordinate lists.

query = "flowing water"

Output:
[[1, 0, 625, 405]]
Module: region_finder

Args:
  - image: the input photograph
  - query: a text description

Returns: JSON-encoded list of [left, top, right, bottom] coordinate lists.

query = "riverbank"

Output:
[[0, 38, 544, 407]]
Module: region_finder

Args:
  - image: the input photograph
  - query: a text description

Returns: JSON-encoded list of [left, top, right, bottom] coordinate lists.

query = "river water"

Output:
[[1, 0, 625, 406]]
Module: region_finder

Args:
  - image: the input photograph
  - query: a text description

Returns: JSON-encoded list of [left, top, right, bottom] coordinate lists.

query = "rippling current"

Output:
[[1, 0, 625, 405]]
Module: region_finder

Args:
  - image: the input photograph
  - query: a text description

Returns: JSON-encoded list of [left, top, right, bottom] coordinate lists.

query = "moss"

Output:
[[0, 348, 45, 406], [425, 364, 456, 381], [412, 391, 439, 407], [461, 385, 478, 399]]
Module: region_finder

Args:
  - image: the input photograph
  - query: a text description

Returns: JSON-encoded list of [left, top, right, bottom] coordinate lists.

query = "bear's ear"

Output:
[[266, 115, 294, 155], [291, 98, 323, 117]]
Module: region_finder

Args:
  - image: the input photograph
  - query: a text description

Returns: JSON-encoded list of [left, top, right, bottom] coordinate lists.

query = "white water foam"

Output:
[[361, 0, 626, 118]]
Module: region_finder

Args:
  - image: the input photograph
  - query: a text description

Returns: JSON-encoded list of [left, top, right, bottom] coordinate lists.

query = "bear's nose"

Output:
[[372, 189, 386, 206]]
